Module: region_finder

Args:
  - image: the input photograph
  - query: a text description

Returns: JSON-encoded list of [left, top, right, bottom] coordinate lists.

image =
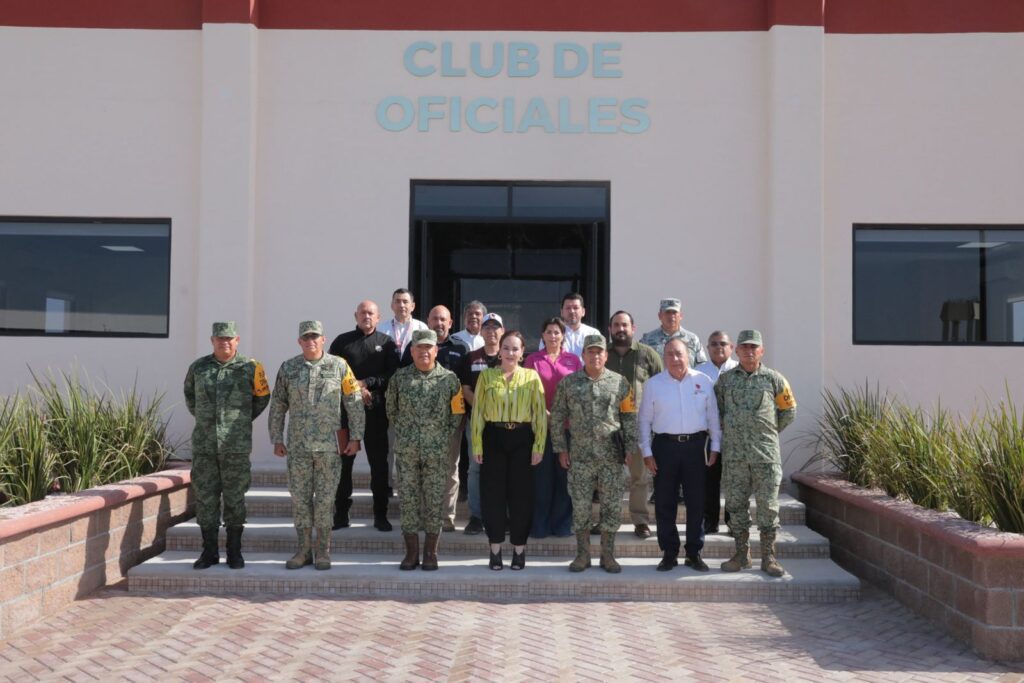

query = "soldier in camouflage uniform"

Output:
[[551, 334, 638, 573], [640, 298, 708, 365], [184, 321, 271, 570], [386, 329, 465, 571], [269, 321, 365, 570], [714, 329, 796, 577]]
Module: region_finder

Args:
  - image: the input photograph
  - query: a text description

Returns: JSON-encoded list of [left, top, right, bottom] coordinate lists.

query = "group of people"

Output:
[[184, 290, 796, 576]]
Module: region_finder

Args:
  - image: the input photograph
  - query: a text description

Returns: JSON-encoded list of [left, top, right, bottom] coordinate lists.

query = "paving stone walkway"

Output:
[[0, 585, 1021, 682]]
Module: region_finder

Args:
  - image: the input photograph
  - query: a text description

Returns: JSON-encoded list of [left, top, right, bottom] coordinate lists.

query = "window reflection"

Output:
[[854, 226, 1024, 344]]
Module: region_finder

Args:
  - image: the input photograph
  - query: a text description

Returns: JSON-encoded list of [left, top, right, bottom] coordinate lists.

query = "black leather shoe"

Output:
[[464, 517, 484, 535], [332, 513, 350, 530], [656, 554, 678, 572], [684, 554, 710, 572], [489, 550, 503, 570], [374, 516, 393, 532]]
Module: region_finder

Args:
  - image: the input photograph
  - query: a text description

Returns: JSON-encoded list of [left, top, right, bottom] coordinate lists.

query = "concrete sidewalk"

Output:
[[0, 585, 1021, 681]]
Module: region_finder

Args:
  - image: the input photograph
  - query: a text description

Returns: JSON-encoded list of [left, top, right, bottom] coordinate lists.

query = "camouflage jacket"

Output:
[[549, 368, 638, 461], [714, 364, 796, 464], [639, 326, 708, 365], [268, 353, 365, 451], [605, 340, 663, 454], [184, 353, 270, 454], [385, 363, 464, 450]]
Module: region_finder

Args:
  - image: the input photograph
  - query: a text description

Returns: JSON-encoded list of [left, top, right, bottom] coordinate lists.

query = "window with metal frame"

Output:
[[0, 217, 171, 337], [853, 224, 1024, 345]]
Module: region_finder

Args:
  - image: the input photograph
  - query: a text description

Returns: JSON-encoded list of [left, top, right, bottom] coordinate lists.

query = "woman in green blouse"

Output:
[[470, 330, 547, 570]]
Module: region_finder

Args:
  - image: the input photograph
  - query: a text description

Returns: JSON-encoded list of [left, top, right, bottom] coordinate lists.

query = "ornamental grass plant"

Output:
[[807, 385, 1024, 534], [0, 371, 176, 507]]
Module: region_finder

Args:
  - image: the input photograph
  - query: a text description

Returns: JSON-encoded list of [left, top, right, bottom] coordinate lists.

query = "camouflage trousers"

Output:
[[396, 442, 449, 535], [287, 450, 342, 529], [722, 459, 782, 535], [567, 454, 626, 533], [191, 451, 251, 528]]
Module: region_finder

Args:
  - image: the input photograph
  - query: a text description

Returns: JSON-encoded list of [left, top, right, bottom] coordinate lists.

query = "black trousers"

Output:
[[337, 407, 390, 518], [704, 450, 726, 530], [480, 423, 534, 546], [652, 433, 707, 559]]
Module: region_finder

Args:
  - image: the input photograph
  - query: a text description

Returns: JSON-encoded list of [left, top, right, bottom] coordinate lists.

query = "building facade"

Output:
[[2, 0, 1022, 472]]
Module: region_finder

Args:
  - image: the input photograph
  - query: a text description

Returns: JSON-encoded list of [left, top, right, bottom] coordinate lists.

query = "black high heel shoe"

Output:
[[510, 549, 526, 570], [489, 549, 503, 570]]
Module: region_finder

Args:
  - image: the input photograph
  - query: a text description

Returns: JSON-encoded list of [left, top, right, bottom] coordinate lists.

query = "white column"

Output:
[[194, 23, 259, 352], [765, 25, 825, 476]]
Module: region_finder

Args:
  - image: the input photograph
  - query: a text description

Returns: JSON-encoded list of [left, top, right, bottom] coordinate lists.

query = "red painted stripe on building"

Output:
[[0, 0, 201, 30], [826, 0, 1024, 34], [0, 0, 1021, 33], [203, 0, 258, 26]]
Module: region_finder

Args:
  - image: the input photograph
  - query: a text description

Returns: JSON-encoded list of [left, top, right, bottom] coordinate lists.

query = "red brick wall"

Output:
[[793, 472, 1024, 662], [0, 464, 193, 639]]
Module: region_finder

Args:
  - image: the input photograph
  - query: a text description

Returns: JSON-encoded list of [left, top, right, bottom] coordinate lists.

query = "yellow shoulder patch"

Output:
[[252, 362, 270, 397], [775, 380, 796, 410], [619, 388, 638, 414], [450, 388, 466, 415], [341, 366, 361, 395]]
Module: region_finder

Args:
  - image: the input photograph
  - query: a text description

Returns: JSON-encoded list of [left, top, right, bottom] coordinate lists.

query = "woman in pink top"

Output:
[[523, 317, 582, 538]]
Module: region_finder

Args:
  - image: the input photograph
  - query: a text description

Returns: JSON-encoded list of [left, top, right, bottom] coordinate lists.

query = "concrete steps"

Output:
[[128, 552, 860, 603], [165, 518, 831, 559], [128, 467, 860, 603], [243, 487, 807, 526]]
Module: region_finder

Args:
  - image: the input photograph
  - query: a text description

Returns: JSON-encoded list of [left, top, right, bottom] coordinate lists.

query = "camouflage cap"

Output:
[[411, 329, 437, 347], [583, 333, 607, 349], [481, 312, 504, 328], [211, 321, 237, 338], [737, 329, 763, 346], [298, 320, 324, 337], [659, 298, 682, 312]]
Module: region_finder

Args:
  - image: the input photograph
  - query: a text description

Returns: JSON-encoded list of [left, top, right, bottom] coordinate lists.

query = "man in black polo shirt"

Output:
[[399, 305, 469, 532], [459, 312, 504, 534], [328, 300, 398, 531]]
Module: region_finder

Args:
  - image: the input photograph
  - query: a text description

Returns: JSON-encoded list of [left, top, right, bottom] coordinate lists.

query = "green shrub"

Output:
[[0, 370, 177, 507], [969, 395, 1024, 534], [806, 384, 1022, 535]]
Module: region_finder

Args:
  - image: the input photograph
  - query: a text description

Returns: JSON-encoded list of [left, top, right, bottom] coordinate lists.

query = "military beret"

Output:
[[211, 321, 238, 337], [299, 320, 324, 337], [411, 329, 438, 347], [737, 329, 763, 346]]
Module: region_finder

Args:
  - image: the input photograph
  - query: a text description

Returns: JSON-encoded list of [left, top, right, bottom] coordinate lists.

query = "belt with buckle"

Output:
[[656, 431, 708, 442], [488, 421, 530, 430]]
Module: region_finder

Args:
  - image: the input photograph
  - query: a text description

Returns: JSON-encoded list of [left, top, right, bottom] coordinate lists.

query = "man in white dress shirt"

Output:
[[451, 300, 487, 351], [541, 293, 600, 359], [382, 288, 428, 358], [695, 330, 738, 533], [638, 338, 721, 572]]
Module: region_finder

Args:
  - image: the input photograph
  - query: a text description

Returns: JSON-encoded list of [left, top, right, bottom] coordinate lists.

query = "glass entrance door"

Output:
[[410, 182, 610, 346]]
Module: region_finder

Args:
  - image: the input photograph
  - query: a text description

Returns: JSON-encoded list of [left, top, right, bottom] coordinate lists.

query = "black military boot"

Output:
[[225, 525, 245, 569], [193, 526, 220, 570]]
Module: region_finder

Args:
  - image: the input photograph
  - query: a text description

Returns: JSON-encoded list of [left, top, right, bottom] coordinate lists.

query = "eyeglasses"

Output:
[[708, 341, 732, 348]]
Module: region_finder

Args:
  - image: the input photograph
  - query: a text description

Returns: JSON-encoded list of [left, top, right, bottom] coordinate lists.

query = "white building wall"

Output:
[[0, 27, 201, 443], [1, 23, 1021, 473], [823, 33, 1024, 413]]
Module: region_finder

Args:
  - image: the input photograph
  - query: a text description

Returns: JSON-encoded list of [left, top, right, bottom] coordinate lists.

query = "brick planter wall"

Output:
[[0, 463, 193, 639], [793, 472, 1024, 662]]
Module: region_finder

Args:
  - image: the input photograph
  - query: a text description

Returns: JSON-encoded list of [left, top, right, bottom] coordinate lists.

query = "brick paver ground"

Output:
[[1, 585, 1022, 682]]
